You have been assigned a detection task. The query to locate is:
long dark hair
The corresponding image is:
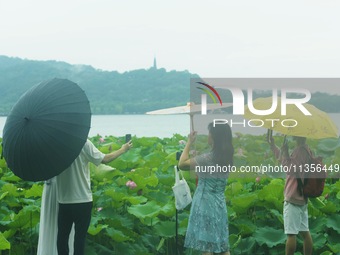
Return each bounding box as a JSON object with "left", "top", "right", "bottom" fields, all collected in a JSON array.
[{"left": 208, "top": 122, "right": 234, "bottom": 167}]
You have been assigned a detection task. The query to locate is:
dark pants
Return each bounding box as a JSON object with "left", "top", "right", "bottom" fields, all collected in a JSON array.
[{"left": 57, "top": 202, "right": 92, "bottom": 255}]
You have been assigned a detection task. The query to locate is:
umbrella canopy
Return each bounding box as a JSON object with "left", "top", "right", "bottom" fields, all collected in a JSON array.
[
  {"left": 2, "top": 78, "right": 91, "bottom": 181},
  {"left": 244, "top": 97, "right": 338, "bottom": 139},
  {"left": 146, "top": 102, "right": 232, "bottom": 115},
  {"left": 146, "top": 102, "right": 232, "bottom": 131}
]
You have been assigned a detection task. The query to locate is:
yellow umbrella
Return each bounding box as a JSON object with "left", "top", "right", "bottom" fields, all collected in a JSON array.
[{"left": 244, "top": 97, "right": 339, "bottom": 139}]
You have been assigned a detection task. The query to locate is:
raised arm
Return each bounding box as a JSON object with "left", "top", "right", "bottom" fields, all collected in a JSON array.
[
  {"left": 178, "top": 132, "right": 197, "bottom": 170},
  {"left": 101, "top": 140, "right": 132, "bottom": 164}
]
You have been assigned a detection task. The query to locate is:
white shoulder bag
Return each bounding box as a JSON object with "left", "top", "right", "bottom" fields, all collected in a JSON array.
[{"left": 172, "top": 166, "right": 192, "bottom": 210}]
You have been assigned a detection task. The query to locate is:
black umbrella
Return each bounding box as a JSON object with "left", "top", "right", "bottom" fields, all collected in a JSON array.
[{"left": 2, "top": 78, "right": 91, "bottom": 181}]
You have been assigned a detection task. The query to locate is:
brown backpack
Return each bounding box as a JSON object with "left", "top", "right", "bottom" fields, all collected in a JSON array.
[{"left": 297, "top": 147, "right": 326, "bottom": 198}]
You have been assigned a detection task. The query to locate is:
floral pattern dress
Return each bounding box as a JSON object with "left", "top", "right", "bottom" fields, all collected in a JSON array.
[{"left": 184, "top": 153, "right": 229, "bottom": 253}]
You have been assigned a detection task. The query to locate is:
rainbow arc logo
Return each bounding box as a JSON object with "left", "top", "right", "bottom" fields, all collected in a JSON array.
[{"left": 196, "top": 82, "right": 223, "bottom": 106}]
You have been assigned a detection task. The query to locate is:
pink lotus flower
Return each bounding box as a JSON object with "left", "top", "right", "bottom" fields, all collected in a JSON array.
[
  {"left": 126, "top": 180, "right": 137, "bottom": 190},
  {"left": 256, "top": 176, "right": 261, "bottom": 183},
  {"left": 99, "top": 137, "right": 105, "bottom": 143},
  {"left": 97, "top": 207, "right": 103, "bottom": 212},
  {"left": 130, "top": 169, "right": 136, "bottom": 172}
]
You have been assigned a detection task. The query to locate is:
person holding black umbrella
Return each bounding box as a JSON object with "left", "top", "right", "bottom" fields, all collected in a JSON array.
[{"left": 56, "top": 139, "right": 133, "bottom": 255}]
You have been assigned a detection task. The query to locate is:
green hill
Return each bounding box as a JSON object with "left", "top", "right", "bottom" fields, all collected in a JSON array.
[
  {"left": 0, "top": 56, "right": 339, "bottom": 115},
  {"left": 0, "top": 55, "right": 198, "bottom": 114}
]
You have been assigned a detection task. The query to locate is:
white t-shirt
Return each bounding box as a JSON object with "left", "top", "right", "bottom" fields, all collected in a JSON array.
[{"left": 56, "top": 140, "right": 105, "bottom": 204}]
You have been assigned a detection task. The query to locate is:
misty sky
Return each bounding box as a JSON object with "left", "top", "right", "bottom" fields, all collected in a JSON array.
[{"left": 1, "top": 0, "right": 340, "bottom": 94}]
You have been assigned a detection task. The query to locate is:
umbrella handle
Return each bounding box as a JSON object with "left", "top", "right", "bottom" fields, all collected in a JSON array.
[
  {"left": 190, "top": 114, "right": 195, "bottom": 132},
  {"left": 266, "top": 129, "right": 273, "bottom": 143},
  {"left": 283, "top": 135, "right": 288, "bottom": 146}
]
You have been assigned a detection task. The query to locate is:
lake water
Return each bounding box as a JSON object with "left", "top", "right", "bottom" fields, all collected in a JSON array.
[{"left": 1, "top": 114, "right": 340, "bottom": 138}]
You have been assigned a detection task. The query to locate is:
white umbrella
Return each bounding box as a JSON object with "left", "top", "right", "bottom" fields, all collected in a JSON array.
[{"left": 146, "top": 102, "right": 232, "bottom": 131}]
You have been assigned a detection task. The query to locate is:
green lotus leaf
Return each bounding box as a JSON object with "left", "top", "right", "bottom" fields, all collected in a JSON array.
[
  {"left": 147, "top": 191, "right": 173, "bottom": 204},
  {"left": 156, "top": 237, "right": 165, "bottom": 252},
  {"left": 233, "top": 236, "right": 256, "bottom": 254},
  {"left": 326, "top": 214, "right": 340, "bottom": 233},
  {"left": 226, "top": 181, "right": 243, "bottom": 196},
  {"left": 88, "top": 224, "right": 108, "bottom": 236},
  {"left": 178, "top": 217, "right": 188, "bottom": 236},
  {"left": 231, "top": 193, "right": 258, "bottom": 214},
  {"left": 8, "top": 211, "right": 29, "bottom": 229},
  {"left": 0, "top": 172, "right": 21, "bottom": 182},
  {"left": 0, "top": 232, "right": 10, "bottom": 250},
  {"left": 319, "top": 201, "right": 337, "bottom": 214},
  {"left": 104, "top": 189, "right": 126, "bottom": 202},
  {"left": 127, "top": 200, "right": 161, "bottom": 219},
  {"left": 269, "top": 209, "right": 283, "bottom": 224},
  {"left": 24, "top": 184, "right": 43, "bottom": 198},
  {"left": 134, "top": 137, "right": 162, "bottom": 148},
  {"left": 133, "top": 174, "right": 159, "bottom": 188},
  {"left": 231, "top": 218, "right": 256, "bottom": 235},
  {"left": 159, "top": 201, "right": 175, "bottom": 217},
  {"left": 0, "top": 191, "right": 8, "bottom": 201},
  {"left": 144, "top": 151, "right": 167, "bottom": 168},
  {"left": 309, "top": 217, "right": 327, "bottom": 233},
  {"left": 122, "top": 195, "right": 147, "bottom": 205},
  {"left": 157, "top": 173, "right": 174, "bottom": 186},
  {"left": 254, "top": 226, "right": 286, "bottom": 248},
  {"left": 109, "top": 158, "right": 128, "bottom": 171},
  {"left": 229, "top": 234, "right": 241, "bottom": 249},
  {"left": 140, "top": 217, "right": 160, "bottom": 226},
  {"left": 320, "top": 252, "right": 333, "bottom": 255},
  {"left": 1, "top": 183, "right": 18, "bottom": 197},
  {"left": 327, "top": 243, "right": 340, "bottom": 253},
  {"left": 317, "top": 138, "right": 340, "bottom": 152},
  {"left": 311, "top": 233, "right": 327, "bottom": 250},
  {"left": 258, "top": 180, "right": 284, "bottom": 210},
  {"left": 119, "top": 148, "right": 145, "bottom": 165},
  {"left": 154, "top": 221, "right": 176, "bottom": 238},
  {"left": 106, "top": 228, "right": 132, "bottom": 242}
]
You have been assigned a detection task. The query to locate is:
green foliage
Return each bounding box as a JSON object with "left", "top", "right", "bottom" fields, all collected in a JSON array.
[
  {"left": 0, "top": 134, "right": 339, "bottom": 254},
  {"left": 0, "top": 56, "right": 199, "bottom": 115}
]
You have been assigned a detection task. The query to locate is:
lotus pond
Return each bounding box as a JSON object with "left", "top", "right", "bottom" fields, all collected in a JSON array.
[{"left": 0, "top": 134, "right": 340, "bottom": 255}]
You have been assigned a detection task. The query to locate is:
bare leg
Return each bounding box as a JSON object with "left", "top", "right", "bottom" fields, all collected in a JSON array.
[
  {"left": 300, "top": 231, "right": 313, "bottom": 255},
  {"left": 286, "top": 234, "right": 297, "bottom": 255}
]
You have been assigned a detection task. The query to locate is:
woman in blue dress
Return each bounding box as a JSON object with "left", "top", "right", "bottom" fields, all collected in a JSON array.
[{"left": 179, "top": 122, "right": 233, "bottom": 255}]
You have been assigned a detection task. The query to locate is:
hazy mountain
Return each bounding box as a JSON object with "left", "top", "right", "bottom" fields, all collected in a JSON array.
[
  {"left": 0, "top": 55, "right": 198, "bottom": 115},
  {"left": 0, "top": 56, "right": 339, "bottom": 115}
]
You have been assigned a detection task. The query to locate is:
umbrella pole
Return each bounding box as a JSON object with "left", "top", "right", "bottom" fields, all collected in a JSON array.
[
  {"left": 190, "top": 114, "right": 195, "bottom": 132},
  {"left": 175, "top": 208, "right": 178, "bottom": 255},
  {"left": 174, "top": 164, "right": 180, "bottom": 255}
]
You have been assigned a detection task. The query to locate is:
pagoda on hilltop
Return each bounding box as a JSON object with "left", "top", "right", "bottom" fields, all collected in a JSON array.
[{"left": 153, "top": 57, "right": 157, "bottom": 69}]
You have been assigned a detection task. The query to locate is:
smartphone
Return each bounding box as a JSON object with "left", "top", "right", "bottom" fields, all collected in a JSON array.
[
  {"left": 125, "top": 134, "right": 131, "bottom": 143},
  {"left": 176, "top": 151, "right": 182, "bottom": 161}
]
